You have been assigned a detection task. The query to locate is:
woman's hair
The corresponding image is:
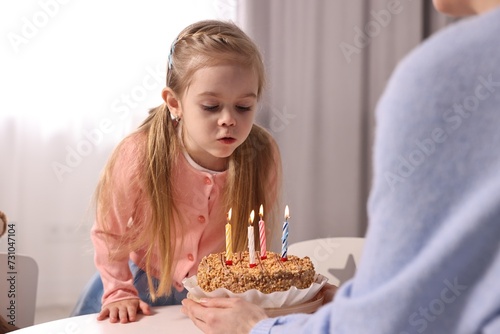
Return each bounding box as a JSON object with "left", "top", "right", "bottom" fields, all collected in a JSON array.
[{"left": 95, "top": 20, "right": 281, "bottom": 300}]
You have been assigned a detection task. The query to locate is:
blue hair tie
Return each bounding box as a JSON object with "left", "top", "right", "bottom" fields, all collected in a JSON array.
[{"left": 168, "top": 38, "right": 177, "bottom": 70}]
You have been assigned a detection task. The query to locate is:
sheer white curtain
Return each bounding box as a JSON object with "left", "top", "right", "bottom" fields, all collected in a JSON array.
[
  {"left": 238, "top": 0, "right": 455, "bottom": 245},
  {"left": 0, "top": 0, "right": 237, "bottom": 310}
]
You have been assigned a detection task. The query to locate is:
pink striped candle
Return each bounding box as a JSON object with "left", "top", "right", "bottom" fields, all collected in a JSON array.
[
  {"left": 258, "top": 204, "right": 267, "bottom": 259},
  {"left": 225, "top": 208, "right": 233, "bottom": 265}
]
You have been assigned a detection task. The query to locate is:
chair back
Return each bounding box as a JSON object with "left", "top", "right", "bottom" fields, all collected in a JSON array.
[
  {"left": 288, "top": 237, "right": 365, "bottom": 287},
  {"left": 0, "top": 253, "right": 38, "bottom": 328}
]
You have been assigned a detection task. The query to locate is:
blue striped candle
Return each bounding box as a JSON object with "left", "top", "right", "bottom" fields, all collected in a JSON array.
[{"left": 281, "top": 205, "right": 289, "bottom": 261}]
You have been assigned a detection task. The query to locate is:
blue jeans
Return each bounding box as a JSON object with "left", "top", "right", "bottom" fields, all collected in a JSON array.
[{"left": 71, "top": 261, "right": 187, "bottom": 316}]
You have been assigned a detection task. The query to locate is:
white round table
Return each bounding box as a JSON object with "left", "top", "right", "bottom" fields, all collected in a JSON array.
[{"left": 14, "top": 306, "right": 202, "bottom": 333}]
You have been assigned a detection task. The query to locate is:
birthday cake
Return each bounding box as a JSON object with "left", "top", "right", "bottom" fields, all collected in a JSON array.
[{"left": 196, "top": 251, "right": 316, "bottom": 294}]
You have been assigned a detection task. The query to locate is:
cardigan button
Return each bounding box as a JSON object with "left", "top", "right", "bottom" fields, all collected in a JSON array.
[
  {"left": 187, "top": 254, "right": 194, "bottom": 261},
  {"left": 198, "top": 215, "right": 206, "bottom": 223},
  {"left": 204, "top": 177, "right": 212, "bottom": 185}
]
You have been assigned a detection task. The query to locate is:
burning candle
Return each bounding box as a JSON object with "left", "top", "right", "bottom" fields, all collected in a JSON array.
[
  {"left": 248, "top": 210, "right": 256, "bottom": 268},
  {"left": 281, "top": 205, "right": 290, "bottom": 261},
  {"left": 258, "top": 204, "right": 267, "bottom": 259},
  {"left": 225, "top": 208, "right": 233, "bottom": 265}
]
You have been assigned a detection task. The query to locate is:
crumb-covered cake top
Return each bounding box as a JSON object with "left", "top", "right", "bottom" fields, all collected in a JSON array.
[{"left": 197, "top": 251, "right": 315, "bottom": 293}]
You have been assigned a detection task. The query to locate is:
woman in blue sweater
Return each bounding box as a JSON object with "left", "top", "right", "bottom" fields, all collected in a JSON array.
[{"left": 181, "top": 1, "right": 500, "bottom": 333}]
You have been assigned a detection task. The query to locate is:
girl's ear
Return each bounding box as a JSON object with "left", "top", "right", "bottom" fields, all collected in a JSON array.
[{"left": 162, "top": 87, "right": 181, "bottom": 118}]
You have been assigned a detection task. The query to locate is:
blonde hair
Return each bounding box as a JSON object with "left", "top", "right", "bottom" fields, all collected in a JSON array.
[{"left": 95, "top": 20, "right": 281, "bottom": 300}]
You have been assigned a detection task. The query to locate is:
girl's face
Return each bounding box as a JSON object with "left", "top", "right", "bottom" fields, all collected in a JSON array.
[{"left": 169, "top": 64, "right": 258, "bottom": 171}]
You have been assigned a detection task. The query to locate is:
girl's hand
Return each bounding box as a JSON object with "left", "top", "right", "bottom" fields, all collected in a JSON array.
[
  {"left": 181, "top": 297, "right": 268, "bottom": 334},
  {"left": 97, "top": 299, "right": 152, "bottom": 323}
]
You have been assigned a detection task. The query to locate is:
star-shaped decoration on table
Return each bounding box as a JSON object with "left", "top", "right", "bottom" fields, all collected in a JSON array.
[{"left": 328, "top": 254, "right": 357, "bottom": 286}]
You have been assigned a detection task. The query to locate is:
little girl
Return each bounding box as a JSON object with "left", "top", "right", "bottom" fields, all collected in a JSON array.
[{"left": 71, "top": 20, "right": 282, "bottom": 323}]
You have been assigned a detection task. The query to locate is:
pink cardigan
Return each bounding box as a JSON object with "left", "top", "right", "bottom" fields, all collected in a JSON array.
[{"left": 91, "top": 132, "right": 228, "bottom": 306}]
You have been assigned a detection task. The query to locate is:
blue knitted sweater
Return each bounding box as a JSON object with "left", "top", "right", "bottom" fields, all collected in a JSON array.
[{"left": 253, "top": 7, "right": 500, "bottom": 334}]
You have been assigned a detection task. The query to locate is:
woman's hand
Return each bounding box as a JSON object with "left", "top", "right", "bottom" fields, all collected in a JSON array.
[
  {"left": 320, "top": 283, "right": 338, "bottom": 304},
  {"left": 97, "top": 299, "right": 151, "bottom": 323},
  {"left": 181, "top": 297, "right": 268, "bottom": 334}
]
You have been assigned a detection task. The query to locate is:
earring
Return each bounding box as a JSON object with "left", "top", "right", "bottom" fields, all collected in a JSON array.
[{"left": 170, "top": 112, "right": 180, "bottom": 125}]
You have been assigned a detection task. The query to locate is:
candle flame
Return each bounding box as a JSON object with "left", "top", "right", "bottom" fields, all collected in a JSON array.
[
  {"left": 259, "top": 204, "right": 264, "bottom": 218},
  {"left": 227, "top": 208, "right": 232, "bottom": 222},
  {"left": 249, "top": 210, "right": 255, "bottom": 225},
  {"left": 284, "top": 205, "right": 290, "bottom": 220}
]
